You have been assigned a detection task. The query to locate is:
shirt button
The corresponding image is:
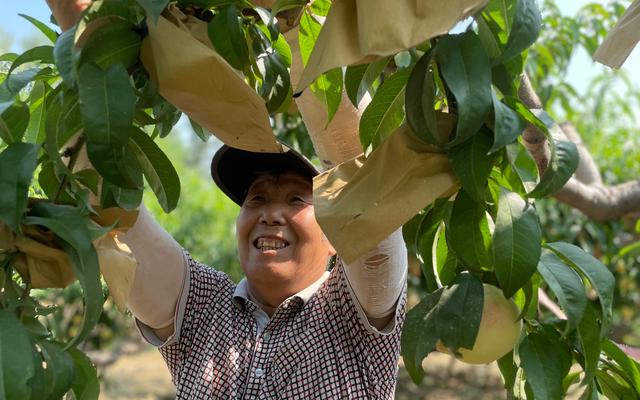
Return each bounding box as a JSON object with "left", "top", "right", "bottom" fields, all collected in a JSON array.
[
  {"left": 262, "top": 332, "right": 271, "bottom": 341},
  {"left": 254, "top": 368, "right": 264, "bottom": 378}
]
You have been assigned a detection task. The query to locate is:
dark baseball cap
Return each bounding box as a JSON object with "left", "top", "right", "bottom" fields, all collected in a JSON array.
[{"left": 210, "top": 144, "right": 319, "bottom": 205}]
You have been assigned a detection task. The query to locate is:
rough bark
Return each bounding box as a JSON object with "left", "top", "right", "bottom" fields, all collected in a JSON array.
[{"left": 518, "top": 74, "right": 640, "bottom": 221}]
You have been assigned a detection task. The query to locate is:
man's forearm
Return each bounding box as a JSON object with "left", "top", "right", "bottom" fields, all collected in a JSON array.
[
  {"left": 117, "top": 205, "right": 186, "bottom": 332},
  {"left": 343, "top": 229, "right": 408, "bottom": 329}
]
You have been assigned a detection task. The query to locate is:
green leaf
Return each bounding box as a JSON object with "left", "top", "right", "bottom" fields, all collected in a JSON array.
[
  {"left": 39, "top": 160, "right": 69, "bottom": 202},
  {"left": 53, "top": 26, "right": 79, "bottom": 88},
  {"left": 479, "top": 0, "right": 515, "bottom": 50},
  {"left": 23, "top": 202, "right": 104, "bottom": 348},
  {"left": 39, "top": 341, "right": 75, "bottom": 399},
  {"left": 74, "top": 169, "right": 101, "bottom": 195},
  {"left": 86, "top": 141, "right": 143, "bottom": 189},
  {"left": 489, "top": 89, "right": 526, "bottom": 153},
  {"left": 477, "top": 13, "right": 502, "bottom": 59},
  {"left": 344, "top": 64, "right": 368, "bottom": 107},
  {"left": 0, "top": 143, "right": 40, "bottom": 233},
  {"left": 262, "top": 50, "right": 292, "bottom": 113},
  {"left": 448, "top": 190, "right": 492, "bottom": 270},
  {"left": 448, "top": 128, "right": 496, "bottom": 202},
  {"left": 497, "top": 352, "right": 518, "bottom": 394},
  {"left": 42, "top": 90, "right": 83, "bottom": 197},
  {"left": 491, "top": 53, "right": 526, "bottom": 97},
  {"left": 78, "top": 62, "right": 134, "bottom": 146},
  {"left": 402, "top": 211, "right": 426, "bottom": 257},
  {"left": 188, "top": 118, "right": 209, "bottom": 142},
  {"left": 401, "top": 289, "right": 443, "bottom": 383},
  {"left": 28, "top": 344, "right": 47, "bottom": 400},
  {"left": 310, "top": 0, "right": 331, "bottom": 16},
  {"left": 345, "top": 57, "right": 390, "bottom": 108},
  {"left": 537, "top": 249, "right": 587, "bottom": 332},
  {"left": 0, "top": 101, "right": 30, "bottom": 144},
  {"left": 78, "top": 62, "right": 139, "bottom": 188},
  {"left": 602, "top": 340, "right": 640, "bottom": 393},
  {"left": 24, "top": 81, "right": 48, "bottom": 144},
  {"left": 270, "top": 0, "right": 307, "bottom": 17},
  {"left": 79, "top": 19, "right": 141, "bottom": 70},
  {"left": 271, "top": 30, "right": 292, "bottom": 67},
  {"left": 493, "top": 0, "right": 541, "bottom": 65},
  {"left": 519, "top": 331, "right": 572, "bottom": 400},
  {"left": 577, "top": 302, "right": 601, "bottom": 384},
  {"left": 359, "top": 68, "right": 411, "bottom": 150},
  {"left": 135, "top": 0, "right": 170, "bottom": 21},
  {"left": 415, "top": 202, "right": 450, "bottom": 291},
  {"left": 510, "top": 109, "right": 577, "bottom": 199},
  {"left": 528, "top": 140, "right": 578, "bottom": 198},
  {"left": 434, "top": 224, "right": 458, "bottom": 286},
  {"left": 100, "top": 180, "right": 143, "bottom": 210},
  {"left": 298, "top": 10, "right": 320, "bottom": 66},
  {"left": 310, "top": 68, "right": 343, "bottom": 125},
  {"left": 56, "top": 95, "right": 83, "bottom": 149},
  {"left": 7, "top": 46, "right": 55, "bottom": 76},
  {"left": 0, "top": 310, "right": 35, "bottom": 400},
  {"left": 545, "top": 242, "right": 614, "bottom": 340},
  {"left": 493, "top": 188, "right": 541, "bottom": 298},
  {"left": 438, "top": 32, "right": 492, "bottom": 146},
  {"left": 436, "top": 273, "right": 484, "bottom": 351},
  {"left": 18, "top": 14, "right": 58, "bottom": 43},
  {"left": 595, "top": 369, "right": 637, "bottom": 399},
  {"left": 0, "top": 67, "right": 42, "bottom": 102},
  {"left": 21, "top": 317, "right": 51, "bottom": 341},
  {"left": 67, "top": 347, "right": 100, "bottom": 400},
  {"left": 208, "top": 4, "right": 249, "bottom": 70},
  {"left": 406, "top": 47, "right": 440, "bottom": 145},
  {"left": 505, "top": 139, "right": 538, "bottom": 194},
  {"left": 129, "top": 128, "right": 181, "bottom": 212}
]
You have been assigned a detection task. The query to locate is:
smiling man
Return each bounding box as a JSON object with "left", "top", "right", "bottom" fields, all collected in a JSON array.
[{"left": 115, "top": 145, "right": 408, "bottom": 399}]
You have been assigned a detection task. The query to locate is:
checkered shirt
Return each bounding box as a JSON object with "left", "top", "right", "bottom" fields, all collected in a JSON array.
[{"left": 155, "top": 252, "right": 406, "bottom": 399}]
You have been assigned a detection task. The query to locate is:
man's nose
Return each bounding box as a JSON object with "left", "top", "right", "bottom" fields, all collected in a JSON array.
[{"left": 259, "top": 203, "right": 286, "bottom": 225}]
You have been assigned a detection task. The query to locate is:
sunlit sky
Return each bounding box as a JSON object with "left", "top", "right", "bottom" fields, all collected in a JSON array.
[{"left": 0, "top": 1, "right": 637, "bottom": 96}]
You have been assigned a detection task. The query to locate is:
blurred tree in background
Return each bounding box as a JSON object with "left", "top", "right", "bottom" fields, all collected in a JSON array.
[{"left": 528, "top": 0, "right": 640, "bottom": 346}]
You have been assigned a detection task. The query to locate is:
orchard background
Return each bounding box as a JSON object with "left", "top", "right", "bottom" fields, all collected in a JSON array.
[{"left": 0, "top": 0, "right": 639, "bottom": 399}]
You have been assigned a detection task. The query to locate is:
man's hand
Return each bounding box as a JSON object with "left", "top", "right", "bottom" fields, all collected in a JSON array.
[{"left": 45, "top": 0, "right": 91, "bottom": 31}]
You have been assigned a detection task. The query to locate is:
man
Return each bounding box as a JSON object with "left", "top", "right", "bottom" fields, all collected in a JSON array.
[{"left": 46, "top": 1, "right": 408, "bottom": 398}]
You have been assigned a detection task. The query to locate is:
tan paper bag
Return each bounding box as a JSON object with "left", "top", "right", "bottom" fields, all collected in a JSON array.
[
  {"left": 296, "top": 0, "right": 488, "bottom": 92},
  {"left": 0, "top": 210, "right": 138, "bottom": 312},
  {"left": 140, "top": 7, "right": 282, "bottom": 153},
  {"left": 593, "top": 0, "right": 640, "bottom": 69},
  {"left": 313, "top": 124, "right": 459, "bottom": 264},
  {"left": 284, "top": 27, "right": 366, "bottom": 170}
]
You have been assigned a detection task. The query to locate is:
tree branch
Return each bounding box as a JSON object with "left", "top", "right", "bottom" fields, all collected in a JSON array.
[{"left": 518, "top": 74, "right": 640, "bottom": 221}]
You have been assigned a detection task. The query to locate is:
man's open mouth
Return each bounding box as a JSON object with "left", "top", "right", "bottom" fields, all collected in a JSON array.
[{"left": 253, "top": 237, "right": 290, "bottom": 251}]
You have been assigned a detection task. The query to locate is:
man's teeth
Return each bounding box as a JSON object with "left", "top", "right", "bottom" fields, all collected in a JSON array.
[{"left": 255, "top": 238, "right": 288, "bottom": 250}]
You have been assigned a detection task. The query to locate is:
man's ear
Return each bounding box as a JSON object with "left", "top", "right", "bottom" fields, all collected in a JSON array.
[
  {"left": 321, "top": 233, "right": 336, "bottom": 256},
  {"left": 327, "top": 242, "right": 337, "bottom": 257}
]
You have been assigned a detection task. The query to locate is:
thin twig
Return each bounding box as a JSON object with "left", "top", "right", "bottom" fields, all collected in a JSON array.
[{"left": 54, "top": 134, "right": 86, "bottom": 203}]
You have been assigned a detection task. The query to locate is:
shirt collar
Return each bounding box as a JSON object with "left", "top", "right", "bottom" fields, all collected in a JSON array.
[{"left": 232, "top": 271, "right": 331, "bottom": 312}]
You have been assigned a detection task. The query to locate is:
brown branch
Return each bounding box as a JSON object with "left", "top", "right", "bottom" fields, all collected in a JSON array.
[
  {"left": 517, "top": 74, "right": 640, "bottom": 221},
  {"left": 554, "top": 177, "right": 640, "bottom": 222},
  {"left": 559, "top": 122, "right": 602, "bottom": 186},
  {"left": 518, "top": 75, "right": 551, "bottom": 175}
]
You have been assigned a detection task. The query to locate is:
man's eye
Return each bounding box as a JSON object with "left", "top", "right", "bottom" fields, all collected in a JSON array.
[{"left": 291, "top": 196, "right": 309, "bottom": 204}]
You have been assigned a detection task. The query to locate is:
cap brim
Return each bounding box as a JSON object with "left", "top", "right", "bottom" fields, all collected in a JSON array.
[{"left": 211, "top": 145, "right": 319, "bottom": 205}]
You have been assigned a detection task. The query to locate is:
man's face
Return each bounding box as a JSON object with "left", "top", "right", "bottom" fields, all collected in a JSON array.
[{"left": 236, "top": 172, "right": 335, "bottom": 293}]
